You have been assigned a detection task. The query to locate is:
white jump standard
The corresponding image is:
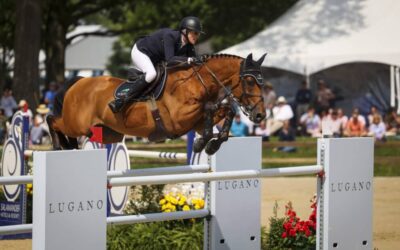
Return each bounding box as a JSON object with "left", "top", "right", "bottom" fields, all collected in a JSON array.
[{"left": 0, "top": 137, "right": 373, "bottom": 250}]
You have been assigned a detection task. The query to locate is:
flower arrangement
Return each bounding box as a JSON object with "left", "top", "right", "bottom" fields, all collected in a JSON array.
[
  {"left": 159, "top": 193, "right": 205, "bottom": 213},
  {"left": 263, "top": 198, "right": 317, "bottom": 250}
]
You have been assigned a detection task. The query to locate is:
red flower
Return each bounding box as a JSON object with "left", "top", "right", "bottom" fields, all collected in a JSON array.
[
  {"left": 283, "top": 222, "right": 292, "bottom": 230},
  {"left": 282, "top": 232, "right": 287, "bottom": 238},
  {"left": 289, "top": 229, "right": 296, "bottom": 237}
]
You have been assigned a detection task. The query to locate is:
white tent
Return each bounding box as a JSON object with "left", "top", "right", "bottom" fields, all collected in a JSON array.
[
  {"left": 222, "top": 0, "right": 400, "bottom": 74},
  {"left": 222, "top": 0, "right": 400, "bottom": 114}
]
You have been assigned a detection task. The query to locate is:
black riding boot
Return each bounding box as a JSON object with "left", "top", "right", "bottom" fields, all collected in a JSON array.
[{"left": 108, "top": 76, "right": 148, "bottom": 113}]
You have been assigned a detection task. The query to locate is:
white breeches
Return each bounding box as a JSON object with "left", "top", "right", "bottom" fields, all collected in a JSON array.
[{"left": 131, "top": 44, "right": 157, "bottom": 83}]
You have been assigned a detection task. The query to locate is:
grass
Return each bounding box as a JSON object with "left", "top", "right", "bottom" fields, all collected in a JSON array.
[{"left": 0, "top": 136, "right": 397, "bottom": 176}]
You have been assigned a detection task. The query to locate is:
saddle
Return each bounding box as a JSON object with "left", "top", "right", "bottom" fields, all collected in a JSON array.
[{"left": 113, "top": 63, "right": 167, "bottom": 101}]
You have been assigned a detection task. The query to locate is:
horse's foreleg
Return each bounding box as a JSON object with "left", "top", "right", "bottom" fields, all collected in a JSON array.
[
  {"left": 193, "top": 102, "right": 216, "bottom": 153},
  {"left": 205, "top": 105, "right": 235, "bottom": 155}
]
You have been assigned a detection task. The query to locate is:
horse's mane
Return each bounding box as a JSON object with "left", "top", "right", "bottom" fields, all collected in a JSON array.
[{"left": 201, "top": 53, "right": 243, "bottom": 60}]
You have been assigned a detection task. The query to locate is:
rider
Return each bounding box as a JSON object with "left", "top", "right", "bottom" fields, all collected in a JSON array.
[{"left": 108, "top": 16, "right": 204, "bottom": 113}]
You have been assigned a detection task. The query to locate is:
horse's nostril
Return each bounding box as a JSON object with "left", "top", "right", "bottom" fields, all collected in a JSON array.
[{"left": 254, "top": 113, "right": 265, "bottom": 123}]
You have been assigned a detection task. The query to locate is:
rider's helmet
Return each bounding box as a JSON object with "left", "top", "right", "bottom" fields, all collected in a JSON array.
[{"left": 179, "top": 16, "right": 204, "bottom": 34}]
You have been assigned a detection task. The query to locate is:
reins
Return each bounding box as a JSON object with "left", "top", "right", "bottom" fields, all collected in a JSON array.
[{"left": 192, "top": 60, "right": 264, "bottom": 116}]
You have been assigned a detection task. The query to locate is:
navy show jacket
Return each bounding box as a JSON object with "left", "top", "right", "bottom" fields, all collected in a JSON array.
[{"left": 136, "top": 28, "right": 196, "bottom": 65}]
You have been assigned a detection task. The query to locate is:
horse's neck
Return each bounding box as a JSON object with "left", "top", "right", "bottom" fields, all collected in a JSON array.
[{"left": 203, "top": 58, "right": 241, "bottom": 91}]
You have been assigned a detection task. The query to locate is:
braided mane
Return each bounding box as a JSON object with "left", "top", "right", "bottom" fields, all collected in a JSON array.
[{"left": 201, "top": 53, "right": 243, "bottom": 60}]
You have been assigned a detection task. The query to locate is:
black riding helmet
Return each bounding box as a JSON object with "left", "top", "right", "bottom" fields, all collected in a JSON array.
[{"left": 179, "top": 16, "right": 204, "bottom": 34}]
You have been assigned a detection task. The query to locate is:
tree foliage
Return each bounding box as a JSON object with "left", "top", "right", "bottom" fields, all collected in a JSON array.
[
  {"left": 0, "top": 0, "right": 16, "bottom": 86},
  {"left": 100, "top": 0, "right": 297, "bottom": 75},
  {"left": 0, "top": 0, "right": 297, "bottom": 104}
]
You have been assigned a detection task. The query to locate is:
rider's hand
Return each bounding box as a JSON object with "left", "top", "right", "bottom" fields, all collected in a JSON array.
[{"left": 188, "top": 56, "right": 203, "bottom": 65}]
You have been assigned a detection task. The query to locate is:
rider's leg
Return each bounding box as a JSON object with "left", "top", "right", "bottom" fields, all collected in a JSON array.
[
  {"left": 108, "top": 44, "right": 156, "bottom": 113},
  {"left": 131, "top": 44, "right": 157, "bottom": 83}
]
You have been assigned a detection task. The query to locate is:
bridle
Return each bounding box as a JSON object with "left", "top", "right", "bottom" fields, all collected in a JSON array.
[
  {"left": 236, "top": 59, "right": 265, "bottom": 116},
  {"left": 193, "top": 58, "right": 264, "bottom": 116}
]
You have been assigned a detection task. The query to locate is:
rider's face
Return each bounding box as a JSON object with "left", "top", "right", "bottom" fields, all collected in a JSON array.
[{"left": 187, "top": 30, "right": 200, "bottom": 45}]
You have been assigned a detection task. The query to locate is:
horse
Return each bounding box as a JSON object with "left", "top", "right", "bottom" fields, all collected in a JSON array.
[{"left": 47, "top": 53, "right": 267, "bottom": 154}]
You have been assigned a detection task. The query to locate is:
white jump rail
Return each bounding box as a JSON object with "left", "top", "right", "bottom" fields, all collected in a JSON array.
[
  {"left": 127, "top": 150, "right": 187, "bottom": 160},
  {"left": 0, "top": 164, "right": 210, "bottom": 186},
  {"left": 108, "top": 165, "right": 322, "bottom": 187},
  {"left": 25, "top": 149, "right": 187, "bottom": 160}
]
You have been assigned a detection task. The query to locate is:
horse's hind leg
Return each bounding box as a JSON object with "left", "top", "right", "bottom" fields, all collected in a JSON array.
[
  {"left": 67, "top": 137, "right": 79, "bottom": 149},
  {"left": 46, "top": 115, "right": 61, "bottom": 150},
  {"left": 46, "top": 115, "right": 71, "bottom": 150}
]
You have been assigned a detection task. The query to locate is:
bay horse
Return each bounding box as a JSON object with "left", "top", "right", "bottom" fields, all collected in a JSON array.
[{"left": 47, "top": 53, "right": 267, "bottom": 154}]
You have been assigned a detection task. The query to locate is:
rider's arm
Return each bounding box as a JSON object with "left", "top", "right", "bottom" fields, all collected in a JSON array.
[{"left": 163, "top": 33, "right": 189, "bottom": 63}]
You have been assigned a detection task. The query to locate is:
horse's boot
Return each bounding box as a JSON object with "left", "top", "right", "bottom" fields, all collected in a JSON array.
[{"left": 108, "top": 76, "right": 148, "bottom": 113}]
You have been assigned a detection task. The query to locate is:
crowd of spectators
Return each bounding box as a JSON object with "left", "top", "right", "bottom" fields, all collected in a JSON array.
[
  {"left": 228, "top": 79, "right": 400, "bottom": 143},
  {"left": 0, "top": 82, "right": 59, "bottom": 145}
]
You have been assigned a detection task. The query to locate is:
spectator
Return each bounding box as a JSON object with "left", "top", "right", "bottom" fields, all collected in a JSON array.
[
  {"left": 295, "top": 80, "right": 312, "bottom": 123},
  {"left": 337, "top": 108, "right": 348, "bottom": 131},
  {"left": 44, "top": 82, "right": 59, "bottom": 113},
  {"left": 30, "top": 115, "right": 48, "bottom": 145},
  {"left": 35, "top": 104, "right": 50, "bottom": 136},
  {"left": 315, "top": 80, "right": 335, "bottom": 113},
  {"left": 18, "top": 99, "right": 33, "bottom": 126},
  {"left": 384, "top": 107, "right": 400, "bottom": 136},
  {"left": 239, "top": 111, "right": 255, "bottom": 135},
  {"left": 254, "top": 120, "right": 269, "bottom": 141},
  {"left": 230, "top": 113, "right": 248, "bottom": 137},
  {"left": 352, "top": 107, "right": 366, "bottom": 127},
  {"left": 367, "top": 105, "right": 381, "bottom": 126},
  {"left": 278, "top": 121, "right": 296, "bottom": 141},
  {"left": 0, "top": 108, "right": 7, "bottom": 143},
  {"left": 299, "top": 106, "right": 320, "bottom": 137},
  {"left": 262, "top": 82, "right": 276, "bottom": 118},
  {"left": 344, "top": 111, "right": 367, "bottom": 137},
  {"left": 266, "top": 96, "right": 294, "bottom": 136},
  {"left": 368, "top": 114, "right": 386, "bottom": 142},
  {"left": 321, "top": 110, "right": 342, "bottom": 137},
  {"left": 0, "top": 88, "right": 18, "bottom": 119}
]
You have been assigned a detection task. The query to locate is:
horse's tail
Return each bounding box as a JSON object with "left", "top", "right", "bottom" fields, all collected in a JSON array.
[{"left": 53, "top": 76, "right": 84, "bottom": 117}]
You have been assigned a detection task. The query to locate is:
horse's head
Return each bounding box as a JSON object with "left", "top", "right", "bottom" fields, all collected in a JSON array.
[{"left": 234, "top": 53, "right": 267, "bottom": 124}]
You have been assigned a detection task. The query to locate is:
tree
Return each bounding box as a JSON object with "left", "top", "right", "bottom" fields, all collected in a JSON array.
[
  {"left": 0, "top": 0, "right": 16, "bottom": 90},
  {"left": 13, "top": 0, "right": 42, "bottom": 106},
  {"left": 41, "top": 0, "right": 126, "bottom": 85}
]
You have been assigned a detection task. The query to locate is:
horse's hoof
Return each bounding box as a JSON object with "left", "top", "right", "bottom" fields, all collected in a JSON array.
[
  {"left": 193, "top": 138, "right": 205, "bottom": 153},
  {"left": 205, "top": 139, "right": 221, "bottom": 155}
]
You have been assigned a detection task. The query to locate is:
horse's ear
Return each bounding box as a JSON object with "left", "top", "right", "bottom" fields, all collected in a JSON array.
[
  {"left": 246, "top": 53, "right": 253, "bottom": 61},
  {"left": 256, "top": 53, "right": 267, "bottom": 66}
]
